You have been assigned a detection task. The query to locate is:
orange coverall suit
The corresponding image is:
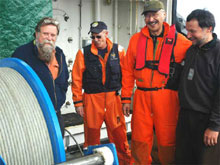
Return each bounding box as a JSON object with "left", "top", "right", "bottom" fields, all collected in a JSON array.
[
  {"left": 72, "top": 38, "right": 131, "bottom": 164},
  {"left": 121, "top": 22, "right": 191, "bottom": 164}
]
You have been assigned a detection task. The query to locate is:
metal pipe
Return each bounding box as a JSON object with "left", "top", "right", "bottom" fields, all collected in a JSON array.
[
  {"left": 135, "top": 0, "right": 139, "bottom": 33},
  {"left": 78, "top": 0, "right": 82, "bottom": 49},
  {"left": 129, "top": 0, "right": 133, "bottom": 35},
  {"left": 166, "top": 0, "right": 173, "bottom": 25},
  {"left": 95, "top": 0, "right": 101, "bottom": 21},
  {"left": 59, "top": 153, "right": 104, "bottom": 165}
]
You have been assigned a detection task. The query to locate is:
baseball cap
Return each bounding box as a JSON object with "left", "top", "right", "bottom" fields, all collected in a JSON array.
[
  {"left": 142, "top": 0, "right": 165, "bottom": 15},
  {"left": 88, "top": 21, "right": 107, "bottom": 34}
]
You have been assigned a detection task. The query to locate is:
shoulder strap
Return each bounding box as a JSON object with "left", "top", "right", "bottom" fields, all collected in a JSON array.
[
  {"left": 83, "top": 45, "right": 91, "bottom": 57},
  {"left": 112, "top": 43, "right": 118, "bottom": 55},
  {"left": 107, "top": 43, "right": 119, "bottom": 61},
  {"left": 171, "top": 31, "right": 178, "bottom": 62},
  {"left": 83, "top": 45, "right": 92, "bottom": 65},
  {"left": 158, "top": 24, "right": 176, "bottom": 75},
  {"left": 135, "top": 33, "right": 148, "bottom": 70}
]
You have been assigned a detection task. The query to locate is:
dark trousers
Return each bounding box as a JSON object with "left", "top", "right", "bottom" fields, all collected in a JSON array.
[
  {"left": 175, "top": 108, "right": 220, "bottom": 164},
  {"left": 56, "top": 111, "right": 64, "bottom": 137}
]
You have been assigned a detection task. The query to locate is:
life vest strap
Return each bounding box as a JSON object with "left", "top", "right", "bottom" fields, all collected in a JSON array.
[
  {"left": 158, "top": 24, "right": 176, "bottom": 75},
  {"left": 135, "top": 25, "right": 177, "bottom": 73},
  {"left": 145, "top": 61, "right": 159, "bottom": 70},
  {"left": 135, "top": 33, "right": 148, "bottom": 69},
  {"left": 137, "top": 86, "right": 167, "bottom": 91}
]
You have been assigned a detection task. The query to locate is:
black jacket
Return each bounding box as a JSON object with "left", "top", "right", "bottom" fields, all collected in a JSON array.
[
  {"left": 179, "top": 34, "right": 220, "bottom": 131},
  {"left": 82, "top": 44, "right": 121, "bottom": 94},
  {"left": 12, "top": 40, "right": 69, "bottom": 112}
]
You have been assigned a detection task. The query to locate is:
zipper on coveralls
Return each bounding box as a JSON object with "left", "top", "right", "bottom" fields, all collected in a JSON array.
[
  {"left": 150, "top": 37, "right": 162, "bottom": 117},
  {"left": 150, "top": 36, "right": 158, "bottom": 88},
  {"left": 149, "top": 37, "right": 157, "bottom": 117},
  {"left": 98, "top": 53, "right": 107, "bottom": 112}
]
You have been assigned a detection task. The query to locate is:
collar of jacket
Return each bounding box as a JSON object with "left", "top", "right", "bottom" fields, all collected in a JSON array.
[
  {"left": 199, "top": 33, "right": 217, "bottom": 50},
  {"left": 90, "top": 38, "right": 113, "bottom": 55},
  {"left": 141, "top": 22, "right": 170, "bottom": 38},
  {"left": 32, "top": 40, "right": 61, "bottom": 69}
]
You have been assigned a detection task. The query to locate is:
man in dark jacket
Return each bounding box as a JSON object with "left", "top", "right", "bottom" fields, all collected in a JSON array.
[
  {"left": 176, "top": 9, "right": 220, "bottom": 164},
  {"left": 12, "top": 17, "right": 69, "bottom": 136}
]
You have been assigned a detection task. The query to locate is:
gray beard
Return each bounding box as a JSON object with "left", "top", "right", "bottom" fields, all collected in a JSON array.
[{"left": 36, "top": 40, "right": 55, "bottom": 63}]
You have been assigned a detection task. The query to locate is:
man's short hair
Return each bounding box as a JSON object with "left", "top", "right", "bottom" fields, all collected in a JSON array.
[
  {"left": 187, "top": 9, "right": 215, "bottom": 31},
  {"left": 34, "top": 17, "right": 60, "bottom": 36}
]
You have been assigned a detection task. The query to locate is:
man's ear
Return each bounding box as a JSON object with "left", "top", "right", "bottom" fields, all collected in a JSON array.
[
  {"left": 208, "top": 26, "right": 213, "bottom": 32},
  {"left": 35, "top": 31, "right": 39, "bottom": 38},
  {"left": 162, "top": 11, "right": 166, "bottom": 21},
  {"left": 105, "top": 31, "right": 109, "bottom": 37}
]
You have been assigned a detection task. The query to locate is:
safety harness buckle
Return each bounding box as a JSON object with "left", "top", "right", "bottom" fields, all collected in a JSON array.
[{"left": 169, "top": 67, "right": 175, "bottom": 77}]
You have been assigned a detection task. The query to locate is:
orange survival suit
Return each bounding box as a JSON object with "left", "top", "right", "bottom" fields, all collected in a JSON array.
[
  {"left": 72, "top": 38, "right": 131, "bottom": 164},
  {"left": 121, "top": 22, "right": 191, "bottom": 164}
]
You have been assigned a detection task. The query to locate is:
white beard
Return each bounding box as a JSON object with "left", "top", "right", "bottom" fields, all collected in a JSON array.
[{"left": 36, "top": 39, "right": 55, "bottom": 63}]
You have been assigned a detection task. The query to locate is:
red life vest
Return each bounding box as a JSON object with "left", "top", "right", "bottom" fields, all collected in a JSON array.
[{"left": 135, "top": 24, "right": 176, "bottom": 76}]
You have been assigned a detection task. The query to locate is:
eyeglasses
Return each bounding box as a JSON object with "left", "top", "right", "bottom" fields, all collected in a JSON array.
[
  {"left": 90, "top": 35, "right": 102, "bottom": 39},
  {"left": 40, "top": 32, "right": 57, "bottom": 39},
  {"left": 144, "top": 11, "right": 161, "bottom": 19}
]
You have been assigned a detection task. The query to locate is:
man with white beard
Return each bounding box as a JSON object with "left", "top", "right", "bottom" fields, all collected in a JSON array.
[{"left": 12, "top": 17, "right": 69, "bottom": 137}]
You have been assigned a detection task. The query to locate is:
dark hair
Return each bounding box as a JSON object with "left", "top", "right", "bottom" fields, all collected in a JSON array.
[
  {"left": 34, "top": 17, "right": 60, "bottom": 37},
  {"left": 187, "top": 9, "right": 215, "bottom": 31}
]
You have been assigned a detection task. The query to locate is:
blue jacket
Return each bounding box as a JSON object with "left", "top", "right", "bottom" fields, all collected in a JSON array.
[{"left": 12, "top": 40, "right": 69, "bottom": 112}]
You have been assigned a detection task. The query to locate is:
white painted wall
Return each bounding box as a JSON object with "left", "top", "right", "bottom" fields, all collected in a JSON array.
[
  {"left": 52, "top": 0, "right": 174, "bottom": 147},
  {"left": 52, "top": 0, "right": 147, "bottom": 114}
]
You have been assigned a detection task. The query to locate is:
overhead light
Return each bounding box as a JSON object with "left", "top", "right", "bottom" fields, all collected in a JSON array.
[
  {"left": 63, "top": 13, "right": 69, "bottom": 22},
  {"left": 53, "top": 8, "right": 69, "bottom": 22}
]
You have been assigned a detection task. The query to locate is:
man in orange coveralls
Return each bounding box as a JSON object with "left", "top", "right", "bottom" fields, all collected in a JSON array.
[
  {"left": 121, "top": 0, "right": 192, "bottom": 164},
  {"left": 71, "top": 21, "right": 131, "bottom": 164}
]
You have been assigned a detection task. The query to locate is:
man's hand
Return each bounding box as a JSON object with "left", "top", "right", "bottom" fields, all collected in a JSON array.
[
  {"left": 122, "top": 103, "right": 131, "bottom": 117},
  {"left": 75, "top": 106, "right": 84, "bottom": 117},
  {"left": 204, "top": 128, "right": 219, "bottom": 146}
]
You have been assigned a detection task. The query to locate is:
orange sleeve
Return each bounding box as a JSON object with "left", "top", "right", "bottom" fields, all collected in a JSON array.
[
  {"left": 174, "top": 33, "right": 192, "bottom": 63},
  {"left": 118, "top": 44, "right": 126, "bottom": 66},
  {"left": 72, "top": 49, "right": 86, "bottom": 107},
  {"left": 121, "top": 33, "right": 139, "bottom": 104}
]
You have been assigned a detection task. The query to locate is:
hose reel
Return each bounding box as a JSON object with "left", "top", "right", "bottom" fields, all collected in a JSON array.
[
  {"left": 0, "top": 58, "right": 119, "bottom": 165},
  {"left": 0, "top": 58, "right": 66, "bottom": 164}
]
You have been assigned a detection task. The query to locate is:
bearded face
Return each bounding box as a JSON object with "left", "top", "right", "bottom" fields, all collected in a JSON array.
[
  {"left": 36, "top": 37, "right": 55, "bottom": 63},
  {"left": 35, "top": 24, "right": 58, "bottom": 63}
]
